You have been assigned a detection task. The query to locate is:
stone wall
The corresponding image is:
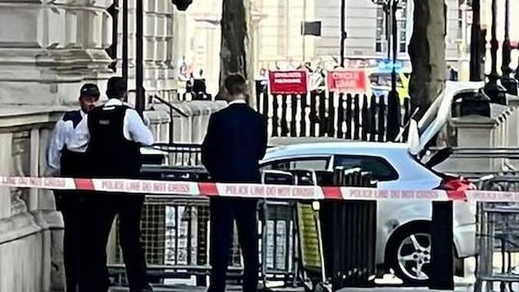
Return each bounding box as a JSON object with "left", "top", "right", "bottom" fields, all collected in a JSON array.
[
  {"left": 0, "top": 0, "right": 114, "bottom": 105},
  {"left": 0, "top": 100, "right": 223, "bottom": 292},
  {"left": 0, "top": 2, "right": 115, "bottom": 289},
  {"left": 0, "top": 108, "right": 66, "bottom": 292}
]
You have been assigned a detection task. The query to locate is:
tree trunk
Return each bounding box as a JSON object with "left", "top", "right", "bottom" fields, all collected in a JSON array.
[
  {"left": 218, "top": 0, "right": 251, "bottom": 99},
  {"left": 408, "top": 0, "right": 447, "bottom": 120}
]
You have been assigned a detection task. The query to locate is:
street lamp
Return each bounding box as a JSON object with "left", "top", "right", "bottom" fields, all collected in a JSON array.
[
  {"left": 516, "top": 56, "right": 519, "bottom": 81},
  {"left": 370, "top": 0, "right": 400, "bottom": 92},
  {"left": 371, "top": 0, "right": 392, "bottom": 61},
  {"left": 340, "top": 0, "right": 346, "bottom": 66},
  {"left": 171, "top": 0, "right": 193, "bottom": 11},
  {"left": 469, "top": 0, "right": 484, "bottom": 81},
  {"left": 484, "top": 0, "right": 507, "bottom": 104},
  {"left": 371, "top": 0, "right": 400, "bottom": 141},
  {"left": 134, "top": 0, "right": 195, "bottom": 116},
  {"left": 500, "top": 0, "right": 518, "bottom": 95}
]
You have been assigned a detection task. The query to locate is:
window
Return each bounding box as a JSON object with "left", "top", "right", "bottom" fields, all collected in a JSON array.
[
  {"left": 375, "top": 6, "right": 386, "bottom": 53},
  {"left": 375, "top": 0, "right": 408, "bottom": 54},
  {"left": 376, "top": 42, "right": 383, "bottom": 53},
  {"left": 261, "top": 157, "right": 330, "bottom": 171},
  {"left": 399, "top": 43, "right": 407, "bottom": 53},
  {"left": 397, "top": 0, "right": 408, "bottom": 53},
  {"left": 334, "top": 155, "right": 398, "bottom": 181},
  {"left": 369, "top": 73, "right": 404, "bottom": 88},
  {"left": 457, "top": 7, "right": 464, "bottom": 40}
]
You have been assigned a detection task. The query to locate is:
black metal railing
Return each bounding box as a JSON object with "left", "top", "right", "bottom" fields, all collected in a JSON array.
[
  {"left": 256, "top": 87, "right": 411, "bottom": 142},
  {"left": 148, "top": 143, "right": 202, "bottom": 167}
]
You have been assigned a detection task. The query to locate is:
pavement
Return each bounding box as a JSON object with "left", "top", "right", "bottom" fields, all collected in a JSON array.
[
  {"left": 109, "top": 286, "right": 474, "bottom": 292},
  {"left": 109, "top": 280, "right": 476, "bottom": 292},
  {"left": 110, "top": 286, "right": 304, "bottom": 291},
  {"left": 109, "top": 258, "right": 482, "bottom": 292}
]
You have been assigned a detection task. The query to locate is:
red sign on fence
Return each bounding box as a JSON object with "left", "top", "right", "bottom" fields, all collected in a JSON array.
[
  {"left": 269, "top": 70, "right": 308, "bottom": 95},
  {"left": 327, "top": 69, "right": 368, "bottom": 93}
]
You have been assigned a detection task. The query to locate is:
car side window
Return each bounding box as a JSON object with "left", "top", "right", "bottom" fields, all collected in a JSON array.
[
  {"left": 334, "top": 155, "right": 398, "bottom": 181},
  {"left": 261, "top": 157, "right": 330, "bottom": 171}
]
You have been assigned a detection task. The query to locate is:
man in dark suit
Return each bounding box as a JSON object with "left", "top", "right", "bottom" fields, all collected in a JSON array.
[{"left": 202, "top": 74, "right": 268, "bottom": 292}]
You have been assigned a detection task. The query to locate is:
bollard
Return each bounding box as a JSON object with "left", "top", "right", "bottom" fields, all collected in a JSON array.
[{"left": 429, "top": 201, "right": 454, "bottom": 290}]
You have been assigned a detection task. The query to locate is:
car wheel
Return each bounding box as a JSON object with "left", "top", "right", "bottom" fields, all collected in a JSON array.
[{"left": 386, "top": 223, "right": 432, "bottom": 285}]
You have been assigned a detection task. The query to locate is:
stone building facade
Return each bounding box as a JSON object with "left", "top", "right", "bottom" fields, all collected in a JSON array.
[
  {"left": 0, "top": 1, "right": 114, "bottom": 290},
  {"left": 252, "top": 0, "right": 474, "bottom": 79},
  {"left": 0, "top": 1, "right": 219, "bottom": 291}
]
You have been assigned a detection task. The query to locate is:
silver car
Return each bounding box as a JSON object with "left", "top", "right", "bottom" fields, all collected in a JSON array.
[{"left": 260, "top": 140, "right": 476, "bottom": 284}]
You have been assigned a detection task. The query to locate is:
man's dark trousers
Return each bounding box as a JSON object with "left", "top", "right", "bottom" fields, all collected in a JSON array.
[
  {"left": 55, "top": 149, "right": 89, "bottom": 292},
  {"left": 209, "top": 198, "right": 259, "bottom": 292},
  {"left": 55, "top": 190, "right": 82, "bottom": 292},
  {"left": 80, "top": 105, "right": 148, "bottom": 292},
  {"left": 80, "top": 194, "right": 147, "bottom": 292}
]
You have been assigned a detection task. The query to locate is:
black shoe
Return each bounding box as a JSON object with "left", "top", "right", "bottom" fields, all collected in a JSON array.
[{"left": 130, "top": 284, "right": 153, "bottom": 292}]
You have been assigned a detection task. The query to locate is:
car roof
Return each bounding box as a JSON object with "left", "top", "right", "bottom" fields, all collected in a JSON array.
[
  {"left": 263, "top": 139, "right": 442, "bottom": 186},
  {"left": 264, "top": 140, "right": 410, "bottom": 161}
]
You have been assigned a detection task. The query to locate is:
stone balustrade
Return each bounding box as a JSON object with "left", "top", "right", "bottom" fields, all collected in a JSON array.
[{"left": 438, "top": 95, "right": 519, "bottom": 174}]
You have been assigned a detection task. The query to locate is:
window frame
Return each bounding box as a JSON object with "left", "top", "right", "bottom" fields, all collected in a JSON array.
[
  {"left": 332, "top": 154, "right": 399, "bottom": 182},
  {"left": 260, "top": 155, "right": 333, "bottom": 172}
]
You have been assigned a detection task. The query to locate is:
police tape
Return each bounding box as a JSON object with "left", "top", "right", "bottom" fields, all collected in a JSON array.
[{"left": 0, "top": 175, "right": 517, "bottom": 202}]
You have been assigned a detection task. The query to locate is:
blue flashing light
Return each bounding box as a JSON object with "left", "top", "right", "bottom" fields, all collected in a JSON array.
[{"left": 377, "top": 60, "right": 403, "bottom": 73}]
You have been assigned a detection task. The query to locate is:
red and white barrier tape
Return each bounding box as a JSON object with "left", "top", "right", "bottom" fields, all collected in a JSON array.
[{"left": 0, "top": 176, "right": 517, "bottom": 203}]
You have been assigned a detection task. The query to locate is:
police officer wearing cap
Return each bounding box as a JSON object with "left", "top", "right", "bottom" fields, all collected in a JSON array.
[
  {"left": 47, "top": 83, "right": 100, "bottom": 292},
  {"left": 80, "top": 76, "right": 154, "bottom": 292}
]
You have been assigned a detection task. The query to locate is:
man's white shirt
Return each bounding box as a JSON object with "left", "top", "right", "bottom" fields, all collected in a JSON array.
[
  {"left": 102, "top": 98, "right": 154, "bottom": 146},
  {"left": 47, "top": 99, "right": 154, "bottom": 175},
  {"left": 227, "top": 99, "right": 247, "bottom": 106},
  {"left": 47, "top": 110, "right": 89, "bottom": 174}
]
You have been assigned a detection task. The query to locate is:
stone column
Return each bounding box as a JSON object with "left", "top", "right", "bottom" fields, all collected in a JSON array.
[
  {"left": 11, "top": 131, "right": 30, "bottom": 216},
  {"left": 0, "top": 133, "right": 13, "bottom": 219},
  {"left": 0, "top": 0, "right": 114, "bottom": 107},
  {"left": 29, "top": 128, "right": 40, "bottom": 211},
  {"left": 122, "top": 0, "right": 176, "bottom": 103}
]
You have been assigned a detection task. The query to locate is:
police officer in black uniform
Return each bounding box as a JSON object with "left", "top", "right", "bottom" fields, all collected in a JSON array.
[
  {"left": 47, "top": 83, "right": 100, "bottom": 292},
  {"left": 80, "top": 77, "right": 154, "bottom": 292}
]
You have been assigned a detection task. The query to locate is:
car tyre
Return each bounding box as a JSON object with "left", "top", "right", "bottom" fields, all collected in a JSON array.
[{"left": 386, "top": 223, "right": 432, "bottom": 286}]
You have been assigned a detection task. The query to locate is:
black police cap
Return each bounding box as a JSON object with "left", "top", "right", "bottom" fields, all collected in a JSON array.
[{"left": 80, "top": 83, "right": 100, "bottom": 97}]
